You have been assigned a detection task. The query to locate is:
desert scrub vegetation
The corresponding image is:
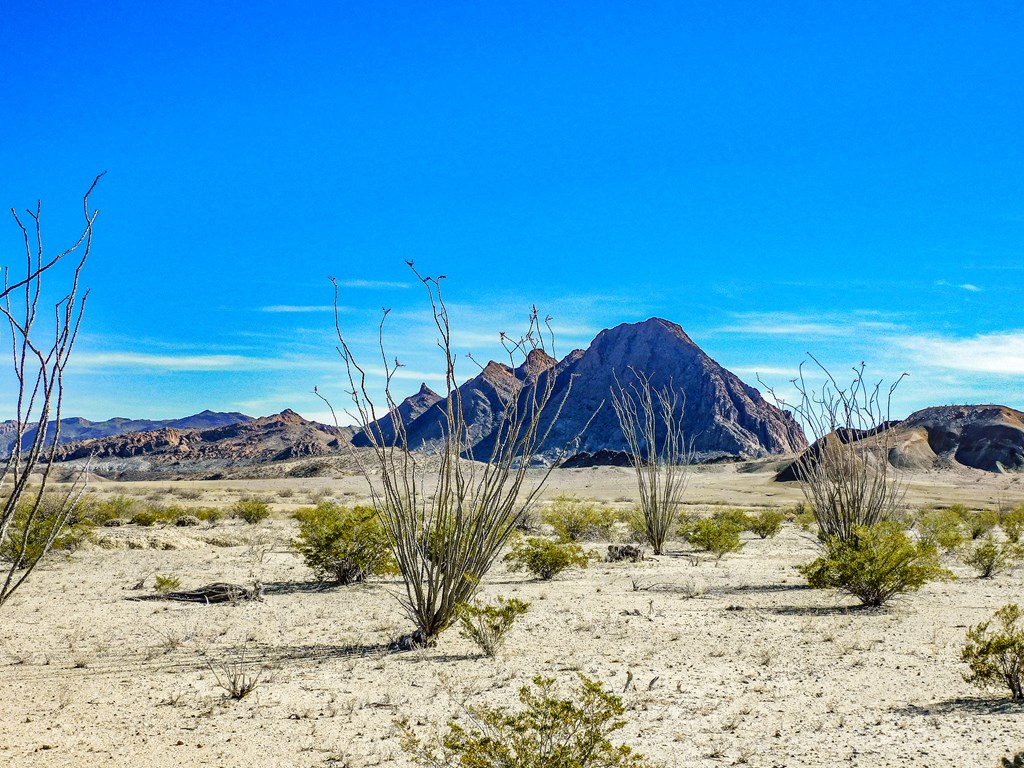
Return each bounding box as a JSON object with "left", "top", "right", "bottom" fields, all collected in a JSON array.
[
  {"left": 915, "top": 508, "right": 967, "bottom": 552},
  {"left": 154, "top": 574, "right": 181, "bottom": 593},
  {"left": 1002, "top": 505, "right": 1024, "bottom": 543},
  {"left": 747, "top": 508, "right": 784, "bottom": 539},
  {"left": 964, "top": 508, "right": 1000, "bottom": 540},
  {"left": 400, "top": 674, "right": 656, "bottom": 768},
  {"left": 961, "top": 535, "right": 1021, "bottom": 579},
  {"left": 961, "top": 603, "right": 1024, "bottom": 701},
  {"left": 504, "top": 536, "right": 589, "bottom": 580},
  {"left": 683, "top": 516, "right": 745, "bottom": 561},
  {"left": 292, "top": 502, "right": 398, "bottom": 584},
  {"left": 611, "top": 369, "right": 691, "bottom": 556},
  {"left": 330, "top": 265, "right": 570, "bottom": 645},
  {"left": 763, "top": 359, "right": 906, "bottom": 543},
  {"left": 233, "top": 496, "right": 271, "bottom": 524},
  {"left": 543, "top": 495, "right": 616, "bottom": 542},
  {"left": 800, "top": 521, "right": 950, "bottom": 607},
  {"left": 0, "top": 176, "right": 101, "bottom": 607},
  {"left": 456, "top": 595, "right": 529, "bottom": 657}
]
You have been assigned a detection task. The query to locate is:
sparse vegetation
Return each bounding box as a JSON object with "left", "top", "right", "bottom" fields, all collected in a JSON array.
[
  {"left": 611, "top": 369, "right": 691, "bottom": 556},
  {"left": 965, "top": 508, "right": 1000, "bottom": 540},
  {"left": 292, "top": 502, "right": 398, "bottom": 584},
  {"left": 0, "top": 492, "right": 92, "bottom": 567},
  {"left": 154, "top": 575, "right": 181, "bottom": 593},
  {"left": 962, "top": 536, "right": 1021, "bottom": 579},
  {"left": 208, "top": 645, "right": 272, "bottom": 701},
  {"left": 233, "top": 496, "right": 271, "bottom": 524},
  {"left": 456, "top": 595, "right": 530, "bottom": 657},
  {"left": 916, "top": 508, "right": 967, "bottom": 552},
  {"left": 800, "top": 522, "right": 950, "bottom": 607},
  {"left": 544, "top": 495, "right": 616, "bottom": 542},
  {"left": 1002, "top": 505, "right": 1024, "bottom": 543},
  {"left": 685, "top": 517, "right": 745, "bottom": 560},
  {"left": 504, "top": 536, "right": 590, "bottom": 580},
  {"left": 747, "top": 509, "right": 784, "bottom": 539},
  {"left": 961, "top": 603, "right": 1024, "bottom": 701},
  {"left": 400, "top": 674, "right": 656, "bottom": 768}
]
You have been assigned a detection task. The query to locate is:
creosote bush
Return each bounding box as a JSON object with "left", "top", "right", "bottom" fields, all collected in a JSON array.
[
  {"left": 0, "top": 493, "right": 93, "bottom": 567},
  {"left": 961, "top": 603, "right": 1024, "bottom": 701},
  {"left": 233, "top": 496, "right": 271, "bottom": 524},
  {"left": 965, "top": 509, "right": 1000, "bottom": 541},
  {"left": 291, "top": 502, "right": 398, "bottom": 584},
  {"left": 544, "top": 495, "right": 616, "bottom": 542},
  {"left": 1002, "top": 506, "right": 1024, "bottom": 543},
  {"left": 504, "top": 536, "right": 589, "bottom": 580},
  {"left": 685, "top": 517, "right": 745, "bottom": 560},
  {"left": 800, "top": 521, "right": 951, "bottom": 607},
  {"left": 456, "top": 595, "right": 530, "bottom": 657},
  {"left": 747, "top": 509, "right": 785, "bottom": 539},
  {"left": 916, "top": 508, "right": 967, "bottom": 552},
  {"left": 962, "top": 536, "right": 1021, "bottom": 579},
  {"left": 400, "top": 674, "right": 656, "bottom": 768}
]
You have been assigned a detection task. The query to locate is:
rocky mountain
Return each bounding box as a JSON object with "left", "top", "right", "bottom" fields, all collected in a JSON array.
[
  {"left": 48, "top": 410, "right": 352, "bottom": 479},
  {"left": 776, "top": 404, "right": 1024, "bottom": 479},
  {"left": 351, "top": 383, "right": 441, "bottom": 447},
  {"left": 0, "top": 410, "right": 252, "bottom": 457},
  {"left": 356, "top": 318, "right": 808, "bottom": 462}
]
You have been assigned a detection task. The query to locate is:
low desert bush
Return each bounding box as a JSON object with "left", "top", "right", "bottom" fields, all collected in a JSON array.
[
  {"left": 208, "top": 644, "right": 272, "bottom": 701},
  {"left": 686, "top": 517, "right": 745, "bottom": 560},
  {"left": 0, "top": 494, "right": 92, "bottom": 567},
  {"left": 747, "top": 509, "right": 785, "bottom": 539},
  {"left": 154, "top": 574, "right": 181, "bottom": 593},
  {"left": 503, "top": 536, "right": 589, "bottom": 580},
  {"left": 292, "top": 503, "right": 397, "bottom": 584},
  {"left": 962, "top": 536, "right": 1021, "bottom": 579},
  {"left": 456, "top": 595, "right": 530, "bottom": 657},
  {"left": 174, "top": 514, "right": 201, "bottom": 527},
  {"left": 400, "top": 674, "right": 656, "bottom": 768},
  {"left": 916, "top": 508, "right": 967, "bottom": 552},
  {"left": 1002, "top": 506, "right": 1024, "bottom": 544},
  {"left": 82, "top": 494, "right": 138, "bottom": 524},
  {"left": 196, "top": 506, "right": 225, "bottom": 524},
  {"left": 712, "top": 508, "right": 753, "bottom": 530},
  {"left": 233, "top": 496, "right": 271, "bottom": 524},
  {"left": 961, "top": 603, "right": 1024, "bottom": 701},
  {"left": 130, "top": 510, "right": 160, "bottom": 527},
  {"left": 800, "top": 522, "right": 951, "bottom": 607},
  {"left": 544, "top": 495, "right": 616, "bottom": 542},
  {"left": 964, "top": 508, "right": 1000, "bottom": 540},
  {"left": 790, "top": 501, "right": 816, "bottom": 531}
]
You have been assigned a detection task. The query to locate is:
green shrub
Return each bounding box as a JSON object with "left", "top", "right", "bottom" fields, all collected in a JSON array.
[
  {"left": 1001, "top": 506, "right": 1024, "bottom": 544},
  {"left": 130, "top": 510, "right": 160, "bottom": 527},
  {"left": 961, "top": 603, "right": 1024, "bottom": 701},
  {"left": 800, "top": 522, "right": 951, "bottom": 607},
  {"left": 456, "top": 595, "right": 530, "bottom": 657},
  {"left": 791, "top": 501, "right": 816, "bottom": 531},
  {"left": 400, "top": 674, "right": 655, "bottom": 768},
  {"left": 503, "top": 536, "right": 589, "bottom": 580},
  {"left": 964, "top": 508, "right": 1000, "bottom": 540},
  {"left": 81, "top": 493, "right": 138, "bottom": 524},
  {"left": 154, "top": 574, "right": 181, "bottom": 593},
  {"left": 747, "top": 509, "right": 784, "bottom": 539},
  {"left": 233, "top": 496, "right": 271, "bottom": 524},
  {"left": 961, "top": 536, "right": 1021, "bottom": 578},
  {"left": 916, "top": 508, "right": 966, "bottom": 552},
  {"left": 686, "top": 518, "right": 744, "bottom": 560},
  {"left": 0, "top": 494, "right": 91, "bottom": 567},
  {"left": 544, "top": 495, "right": 616, "bottom": 542},
  {"left": 618, "top": 506, "right": 649, "bottom": 544},
  {"left": 292, "top": 503, "right": 397, "bottom": 584},
  {"left": 712, "top": 508, "right": 753, "bottom": 530},
  {"left": 196, "top": 506, "right": 225, "bottom": 524}
]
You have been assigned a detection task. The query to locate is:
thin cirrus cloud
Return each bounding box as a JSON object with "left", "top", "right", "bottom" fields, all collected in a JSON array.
[
  {"left": 896, "top": 331, "right": 1024, "bottom": 375},
  {"left": 717, "top": 312, "right": 901, "bottom": 338},
  {"left": 72, "top": 351, "right": 331, "bottom": 372},
  {"left": 337, "top": 279, "right": 410, "bottom": 289},
  {"left": 259, "top": 305, "right": 337, "bottom": 313}
]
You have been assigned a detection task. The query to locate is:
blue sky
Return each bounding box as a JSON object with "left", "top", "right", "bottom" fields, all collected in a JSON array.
[{"left": 2, "top": 1, "right": 1022, "bottom": 425}]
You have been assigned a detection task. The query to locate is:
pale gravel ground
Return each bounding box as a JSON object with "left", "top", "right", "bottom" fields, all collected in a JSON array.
[{"left": 1, "top": 464, "right": 1023, "bottom": 767}]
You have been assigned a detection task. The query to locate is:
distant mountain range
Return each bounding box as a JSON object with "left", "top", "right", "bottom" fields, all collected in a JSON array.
[
  {"left": 355, "top": 318, "right": 808, "bottom": 461},
  {"left": 20, "top": 318, "right": 1024, "bottom": 478},
  {"left": 0, "top": 410, "right": 252, "bottom": 457}
]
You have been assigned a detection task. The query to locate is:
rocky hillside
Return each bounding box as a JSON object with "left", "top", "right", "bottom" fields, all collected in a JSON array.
[
  {"left": 776, "top": 404, "right": 1024, "bottom": 478},
  {"left": 0, "top": 410, "right": 252, "bottom": 457},
  {"left": 356, "top": 318, "right": 808, "bottom": 462},
  {"left": 48, "top": 410, "right": 352, "bottom": 479}
]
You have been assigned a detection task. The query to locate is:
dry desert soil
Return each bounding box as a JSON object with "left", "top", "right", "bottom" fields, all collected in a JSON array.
[{"left": 2, "top": 462, "right": 1023, "bottom": 767}]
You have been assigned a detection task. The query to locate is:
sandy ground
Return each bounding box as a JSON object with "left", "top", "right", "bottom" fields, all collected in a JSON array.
[{"left": 2, "top": 464, "right": 1023, "bottom": 767}]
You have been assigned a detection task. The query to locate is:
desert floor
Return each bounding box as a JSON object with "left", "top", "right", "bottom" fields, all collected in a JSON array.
[{"left": 2, "top": 463, "right": 1023, "bottom": 767}]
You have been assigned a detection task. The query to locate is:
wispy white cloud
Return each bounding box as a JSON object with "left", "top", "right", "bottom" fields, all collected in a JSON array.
[
  {"left": 959, "top": 283, "right": 981, "bottom": 292},
  {"left": 717, "top": 312, "right": 902, "bottom": 338},
  {"left": 73, "top": 351, "right": 335, "bottom": 373},
  {"left": 259, "top": 304, "right": 338, "bottom": 313},
  {"left": 338, "top": 279, "right": 410, "bottom": 290},
  {"left": 896, "top": 331, "right": 1024, "bottom": 375}
]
